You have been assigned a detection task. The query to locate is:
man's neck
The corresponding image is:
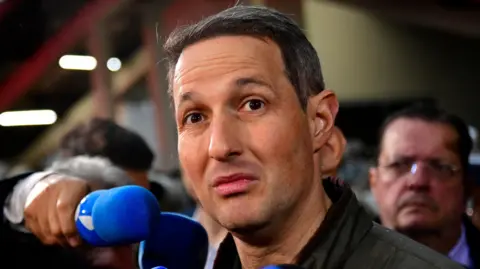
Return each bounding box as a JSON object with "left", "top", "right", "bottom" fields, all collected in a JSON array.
[
  {"left": 400, "top": 223, "right": 462, "bottom": 255},
  {"left": 234, "top": 180, "right": 332, "bottom": 269}
]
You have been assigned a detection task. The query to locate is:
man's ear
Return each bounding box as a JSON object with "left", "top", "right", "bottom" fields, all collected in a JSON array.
[
  {"left": 308, "top": 89, "right": 339, "bottom": 153},
  {"left": 319, "top": 126, "right": 346, "bottom": 176},
  {"left": 369, "top": 167, "right": 378, "bottom": 189}
]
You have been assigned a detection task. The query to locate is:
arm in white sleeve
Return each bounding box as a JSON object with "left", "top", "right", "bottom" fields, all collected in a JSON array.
[
  {"left": 3, "top": 156, "right": 134, "bottom": 233},
  {"left": 3, "top": 171, "right": 56, "bottom": 231}
]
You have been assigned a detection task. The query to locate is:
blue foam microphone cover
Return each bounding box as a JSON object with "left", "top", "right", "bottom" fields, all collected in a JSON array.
[
  {"left": 138, "top": 212, "right": 209, "bottom": 269},
  {"left": 75, "top": 189, "right": 110, "bottom": 246},
  {"left": 76, "top": 185, "right": 160, "bottom": 245},
  {"left": 76, "top": 186, "right": 209, "bottom": 269}
]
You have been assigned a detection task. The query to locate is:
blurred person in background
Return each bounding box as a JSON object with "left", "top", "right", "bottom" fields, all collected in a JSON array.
[
  {"left": 1, "top": 155, "right": 137, "bottom": 268},
  {"left": 467, "top": 126, "right": 480, "bottom": 230},
  {"left": 370, "top": 104, "right": 480, "bottom": 269},
  {"left": 472, "top": 188, "right": 480, "bottom": 229},
  {"left": 1, "top": 118, "right": 189, "bottom": 268},
  {"left": 58, "top": 117, "right": 189, "bottom": 212}
]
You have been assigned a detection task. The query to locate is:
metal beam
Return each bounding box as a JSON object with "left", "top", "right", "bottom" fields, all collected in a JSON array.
[
  {"left": 16, "top": 48, "right": 149, "bottom": 167},
  {"left": 87, "top": 18, "right": 115, "bottom": 119},
  {"left": 142, "top": 2, "right": 178, "bottom": 171},
  {"left": 14, "top": 0, "right": 237, "bottom": 168},
  {"left": 0, "top": 0, "right": 122, "bottom": 112}
]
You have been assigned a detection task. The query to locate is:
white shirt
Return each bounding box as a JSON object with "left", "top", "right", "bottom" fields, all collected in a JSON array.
[{"left": 3, "top": 171, "right": 55, "bottom": 232}]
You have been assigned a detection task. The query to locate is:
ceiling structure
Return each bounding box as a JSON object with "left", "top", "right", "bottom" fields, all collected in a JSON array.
[
  {"left": 326, "top": 0, "right": 480, "bottom": 38},
  {"left": 0, "top": 0, "right": 234, "bottom": 170},
  {"left": 0, "top": 0, "right": 144, "bottom": 162}
]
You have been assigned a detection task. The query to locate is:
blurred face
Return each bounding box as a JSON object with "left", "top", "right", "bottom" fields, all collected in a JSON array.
[
  {"left": 125, "top": 169, "right": 150, "bottom": 189},
  {"left": 370, "top": 118, "right": 465, "bottom": 233},
  {"left": 172, "top": 36, "right": 335, "bottom": 231},
  {"left": 85, "top": 246, "right": 135, "bottom": 269}
]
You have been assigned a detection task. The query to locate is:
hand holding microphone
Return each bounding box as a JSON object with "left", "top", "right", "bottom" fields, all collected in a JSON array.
[
  {"left": 76, "top": 185, "right": 209, "bottom": 269},
  {"left": 24, "top": 174, "right": 90, "bottom": 247}
]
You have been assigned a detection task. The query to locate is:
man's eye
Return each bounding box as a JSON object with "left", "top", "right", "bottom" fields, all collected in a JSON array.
[
  {"left": 390, "top": 161, "right": 410, "bottom": 170},
  {"left": 184, "top": 113, "right": 204, "bottom": 125},
  {"left": 242, "top": 99, "right": 265, "bottom": 111}
]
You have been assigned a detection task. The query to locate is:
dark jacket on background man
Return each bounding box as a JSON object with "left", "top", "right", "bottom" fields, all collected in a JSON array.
[
  {"left": 372, "top": 213, "right": 480, "bottom": 268},
  {"left": 213, "top": 178, "right": 465, "bottom": 269}
]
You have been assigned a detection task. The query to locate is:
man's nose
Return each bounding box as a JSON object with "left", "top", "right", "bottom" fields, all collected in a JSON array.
[
  {"left": 406, "top": 163, "right": 431, "bottom": 191},
  {"left": 208, "top": 116, "right": 242, "bottom": 161}
]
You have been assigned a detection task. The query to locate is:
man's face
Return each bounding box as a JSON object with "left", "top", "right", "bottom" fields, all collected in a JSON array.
[
  {"left": 370, "top": 118, "right": 465, "bottom": 233},
  {"left": 172, "top": 36, "right": 331, "bottom": 231}
]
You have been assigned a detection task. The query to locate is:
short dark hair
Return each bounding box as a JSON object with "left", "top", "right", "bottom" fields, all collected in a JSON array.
[
  {"left": 378, "top": 103, "right": 472, "bottom": 172},
  {"left": 163, "top": 5, "right": 325, "bottom": 109},
  {"left": 60, "top": 118, "right": 155, "bottom": 171}
]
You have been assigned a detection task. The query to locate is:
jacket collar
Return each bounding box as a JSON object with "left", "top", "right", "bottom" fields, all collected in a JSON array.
[{"left": 213, "top": 178, "right": 373, "bottom": 268}]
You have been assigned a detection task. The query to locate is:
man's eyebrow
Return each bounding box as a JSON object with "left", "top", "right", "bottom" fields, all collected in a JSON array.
[
  {"left": 235, "top": 77, "right": 271, "bottom": 89},
  {"left": 177, "top": 91, "right": 198, "bottom": 108},
  {"left": 176, "top": 77, "right": 271, "bottom": 108}
]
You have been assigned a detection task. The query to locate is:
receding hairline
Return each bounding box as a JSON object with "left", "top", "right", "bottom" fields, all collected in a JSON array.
[
  {"left": 163, "top": 5, "right": 326, "bottom": 109},
  {"left": 175, "top": 34, "right": 286, "bottom": 67},
  {"left": 174, "top": 33, "right": 274, "bottom": 56},
  {"left": 379, "top": 117, "right": 462, "bottom": 157},
  {"left": 170, "top": 35, "right": 292, "bottom": 97}
]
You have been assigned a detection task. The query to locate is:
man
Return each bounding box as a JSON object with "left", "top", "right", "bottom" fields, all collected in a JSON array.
[
  {"left": 369, "top": 104, "right": 480, "bottom": 269},
  {"left": 183, "top": 125, "right": 346, "bottom": 269},
  {"left": 164, "top": 5, "right": 464, "bottom": 269}
]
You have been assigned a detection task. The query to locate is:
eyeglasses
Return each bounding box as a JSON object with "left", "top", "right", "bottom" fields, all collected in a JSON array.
[{"left": 378, "top": 159, "right": 461, "bottom": 181}]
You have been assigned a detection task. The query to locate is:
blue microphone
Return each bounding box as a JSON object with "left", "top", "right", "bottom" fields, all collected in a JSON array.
[
  {"left": 75, "top": 186, "right": 209, "bottom": 269},
  {"left": 138, "top": 212, "right": 208, "bottom": 269},
  {"left": 76, "top": 186, "right": 159, "bottom": 245},
  {"left": 75, "top": 189, "right": 110, "bottom": 246}
]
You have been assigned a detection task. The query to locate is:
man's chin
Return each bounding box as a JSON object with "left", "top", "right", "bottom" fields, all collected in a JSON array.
[
  {"left": 221, "top": 217, "right": 267, "bottom": 232},
  {"left": 217, "top": 212, "right": 271, "bottom": 235},
  {"left": 398, "top": 207, "right": 436, "bottom": 225},
  {"left": 396, "top": 217, "right": 439, "bottom": 237}
]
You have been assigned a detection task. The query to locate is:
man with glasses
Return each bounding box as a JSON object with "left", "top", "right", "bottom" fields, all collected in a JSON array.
[{"left": 370, "top": 104, "right": 480, "bottom": 269}]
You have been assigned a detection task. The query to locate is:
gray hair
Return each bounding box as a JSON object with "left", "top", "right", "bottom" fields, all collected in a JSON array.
[{"left": 47, "top": 155, "right": 134, "bottom": 188}]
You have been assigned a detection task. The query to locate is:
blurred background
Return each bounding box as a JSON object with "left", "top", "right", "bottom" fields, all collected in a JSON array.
[{"left": 0, "top": 0, "right": 479, "bottom": 206}]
